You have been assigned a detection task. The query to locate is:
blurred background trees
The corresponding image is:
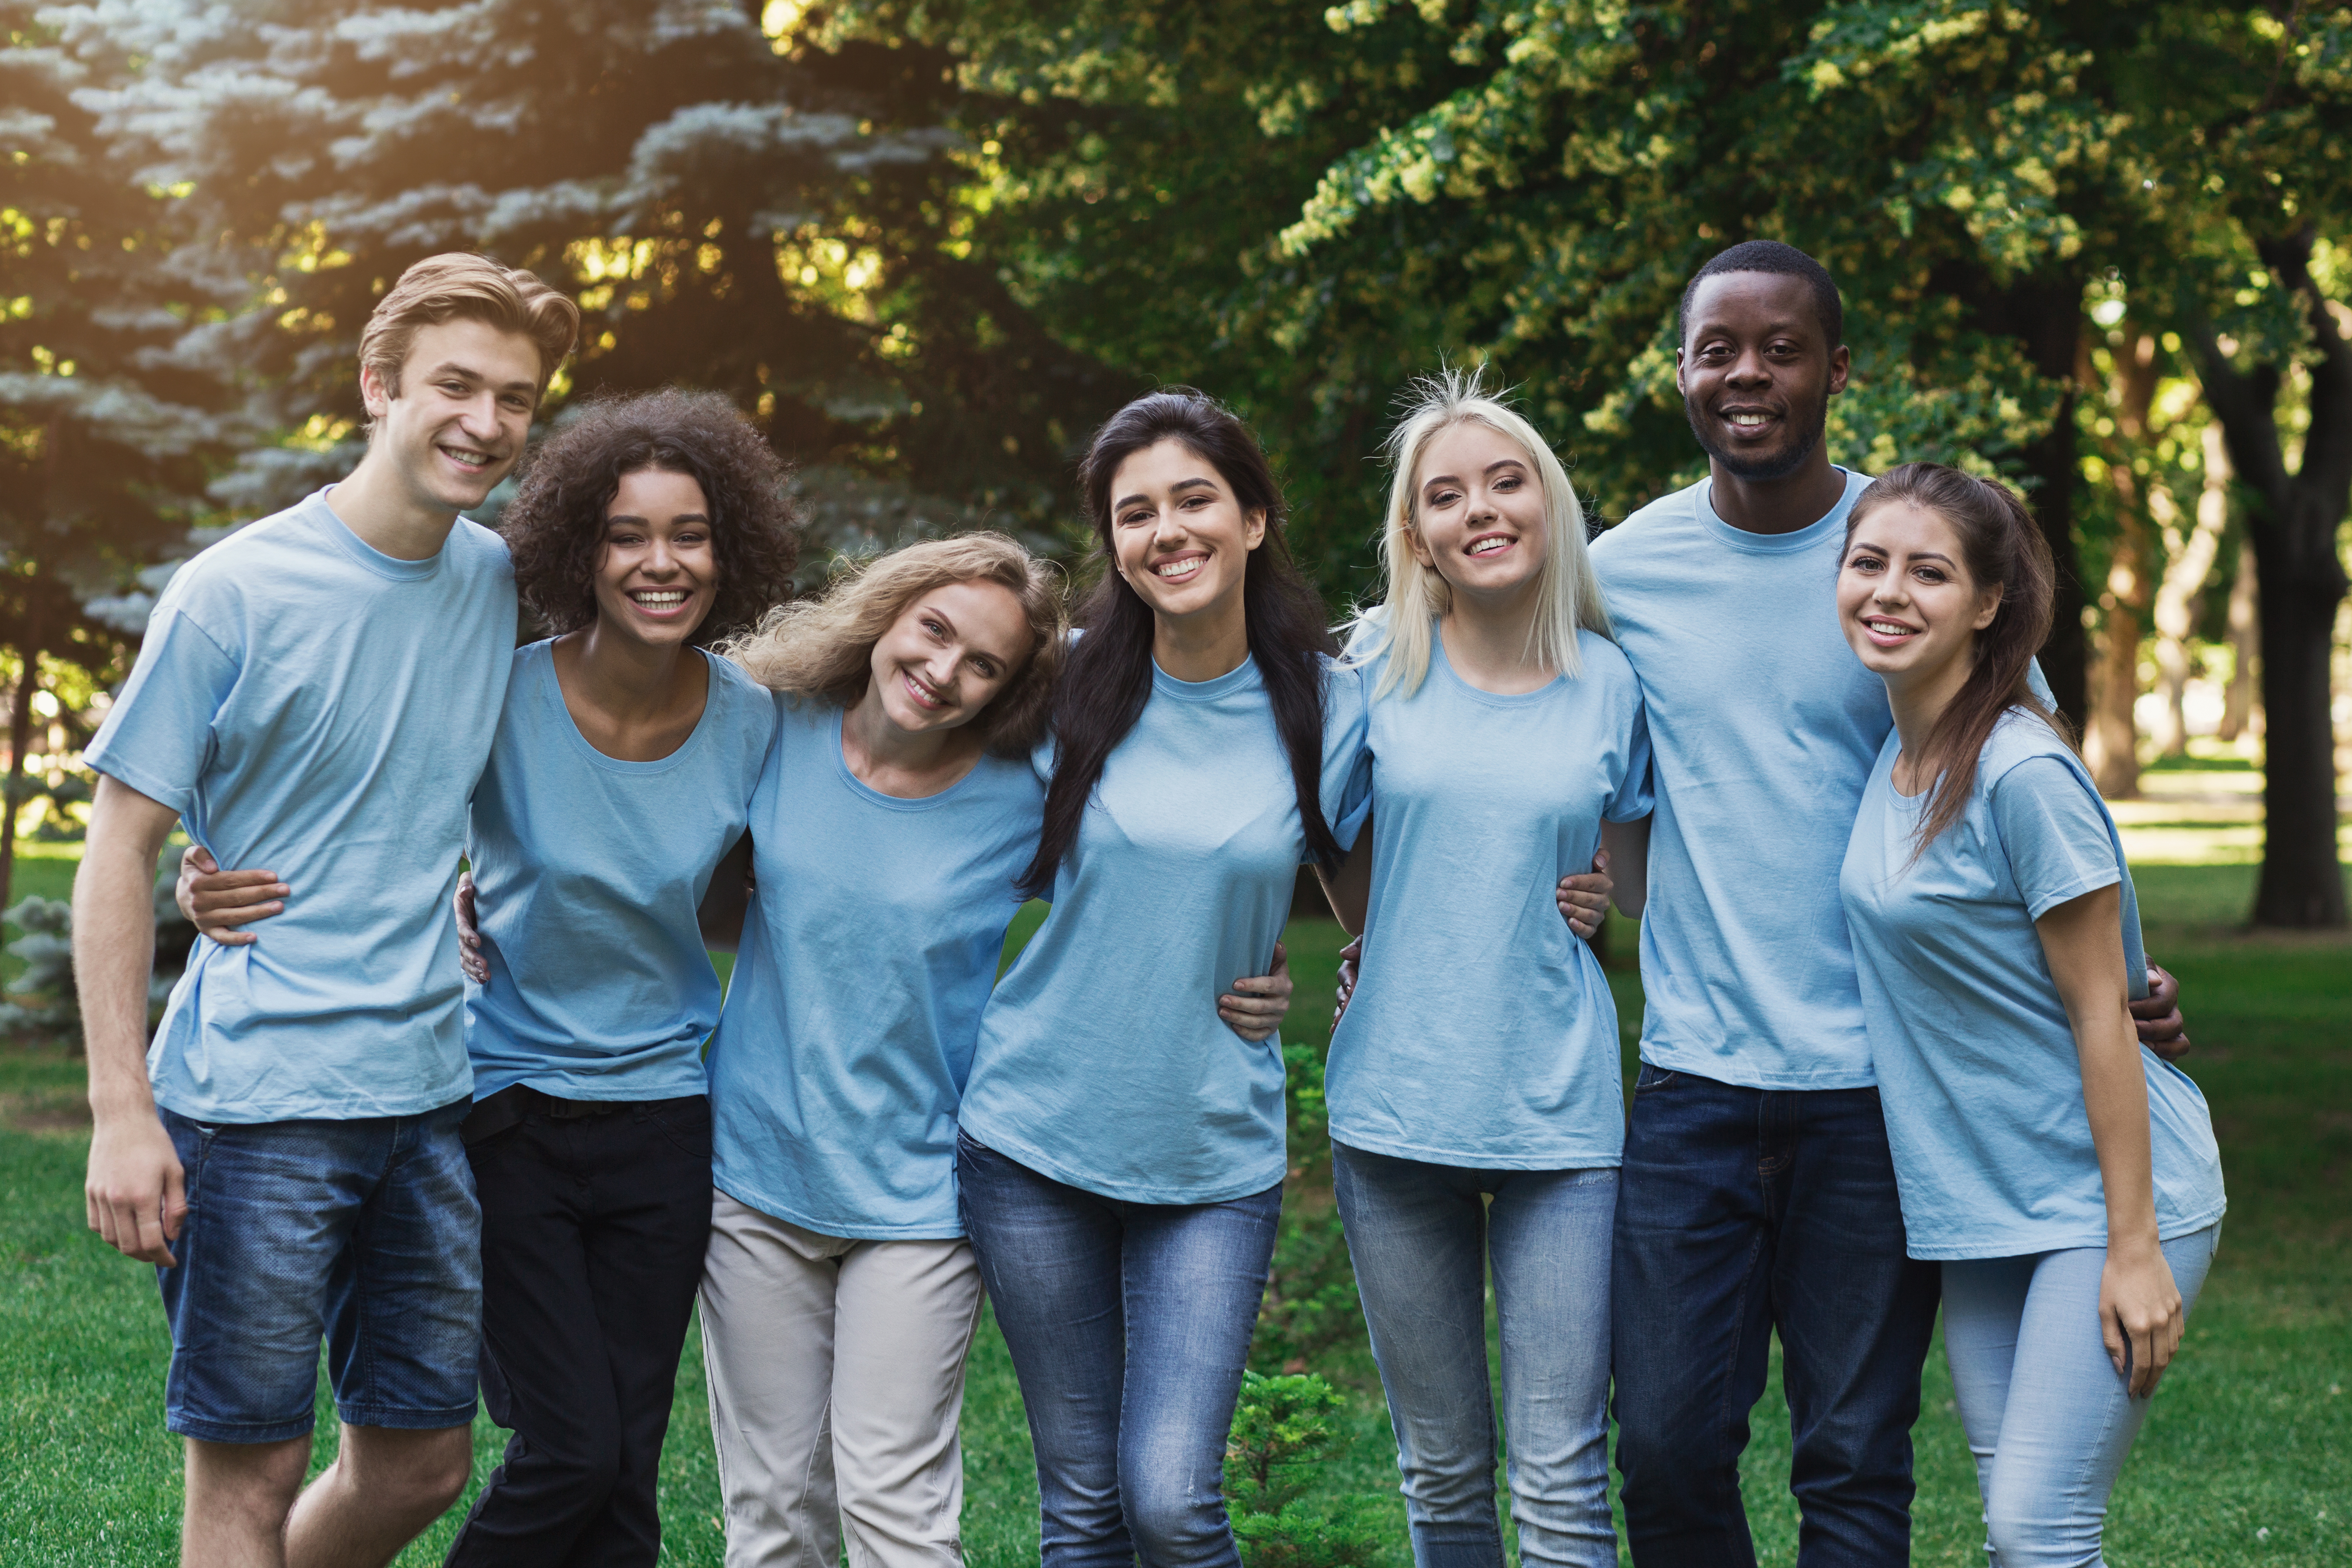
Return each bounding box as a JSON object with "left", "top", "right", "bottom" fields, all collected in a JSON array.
[{"left": 0, "top": 0, "right": 2345, "bottom": 927}]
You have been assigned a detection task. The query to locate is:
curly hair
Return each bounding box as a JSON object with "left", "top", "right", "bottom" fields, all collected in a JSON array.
[
  {"left": 719, "top": 533, "right": 1065, "bottom": 757},
  {"left": 502, "top": 388, "right": 798, "bottom": 646}
]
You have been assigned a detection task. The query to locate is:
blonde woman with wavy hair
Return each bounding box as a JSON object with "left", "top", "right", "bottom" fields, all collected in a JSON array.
[
  {"left": 1317, "top": 369, "right": 1651, "bottom": 1568},
  {"left": 697, "top": 532, "right": 1068, "bottom": 1568}
]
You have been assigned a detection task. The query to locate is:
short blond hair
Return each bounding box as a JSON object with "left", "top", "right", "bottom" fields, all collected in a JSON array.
[
  {"left": 1343, "top": 366, "right": 1612, "bottom": 699},
  {"left": 359, "top": 252, "right": 581, "bottom": 403},
  {"left": 720, "top": 533, "right": 1066, "bottom": 756}
]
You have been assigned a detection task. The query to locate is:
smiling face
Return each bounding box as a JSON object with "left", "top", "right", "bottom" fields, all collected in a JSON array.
[
  {"left": 1838, "top": 499, "right": 2004, "bottom": 686},
  {"left": 1409, "top": 419, "right": 1550, "bottom": 601},
  {"left": 592, "top": 468, "right": 718, "bottom": 649},
  {"left": 361, "top": 316, "right": 543, "bottom": 514},
  {"left": 1108, "top": 438, "right": 1266, "bottom": 626},
  {"left": 868, "top": 577, "right": 1036, "bottom": 735},
  {"left": 1677, "top": 271, "right": 1850, "bottom": 483}
]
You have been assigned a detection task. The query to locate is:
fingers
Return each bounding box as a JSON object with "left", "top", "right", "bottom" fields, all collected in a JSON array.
[
  {"left": 1593, "top": 849, "right": 1610, "bottom": 875},
  {"left": 2102, "top": 1303, "right": 2127, "bottom": 1377},
  {"left": 183, "top": 845, "right": 218, "bottom": 875},
  {"left": 2130, "top": 1318, "right": 2158, "bottom": 1398}
]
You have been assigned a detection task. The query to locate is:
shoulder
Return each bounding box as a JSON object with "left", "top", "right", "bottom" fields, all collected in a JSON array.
[
  {"left": 1573, "top": 626, "right": 1639, "bottom": 687},
  {"left": 1588, "top": 478, "right": 1708, "bottom": 563},
  {"left": 448, "top": 516, "right": 516, "bottom": 578},
  {"left": 1979, "top": 706, "right": 2078, "bottom": 787},
  {"left": 160, "top": 499, "right": 325, "bottom": 602}
]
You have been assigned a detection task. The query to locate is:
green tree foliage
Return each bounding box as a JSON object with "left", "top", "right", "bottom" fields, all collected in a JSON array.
[
  {"left": 0, "top": 4, "right": 250, "bottom": 904},
  {"left": 1223, "top": 1371, "right": 1383, "bottom": 1568}
]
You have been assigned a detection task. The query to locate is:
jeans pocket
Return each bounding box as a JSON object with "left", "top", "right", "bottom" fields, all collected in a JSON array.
[
  {"left": 1633, "top": 1064, "right": 1679, "bottom": 1095},
  {"left": 646, "top": 1098, "right": 713, "bottom": 1161}
]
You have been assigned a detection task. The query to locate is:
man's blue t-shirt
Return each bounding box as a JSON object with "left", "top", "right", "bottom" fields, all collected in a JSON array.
[
  {"left": 1840, "top": 711, "right": 2226, "bottom": 1258},
  {"left": 1590, "top": 469, "right": 1891, "bottom": 1089},
  {"left": 958, "top": 656, "right": 1370, "bottom": 1205},
  {"left": 1326, "top": 629, "right": 1652, "bottom": 1168},
  {"left": 465, "top": 639, "right": 775, "bottom": 1103},
  {"left": 708, "top": 699, "right": 1045, "bottom": 1239},
  {"left": 85, "top": 490, "right": 516, "bottom": 1123}
]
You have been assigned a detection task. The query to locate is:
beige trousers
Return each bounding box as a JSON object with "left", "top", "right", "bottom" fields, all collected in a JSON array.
[{"left": 699, "top": 1190, "right": 984, "bottom": 1568}]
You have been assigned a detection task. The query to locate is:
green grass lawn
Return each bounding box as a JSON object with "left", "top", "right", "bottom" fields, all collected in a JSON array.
[{"left": 2, "top": 857, "right": 2345, "bottom": 1564}]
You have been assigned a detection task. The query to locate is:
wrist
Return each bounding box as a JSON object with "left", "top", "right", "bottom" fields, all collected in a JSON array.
[{"left": 2105, "top": 1226, "right": 2163, "bottom": 1261}]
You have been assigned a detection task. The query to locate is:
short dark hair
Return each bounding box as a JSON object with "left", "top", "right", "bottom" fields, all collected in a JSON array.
[
  {"left": 503, "top": 388, "right": 799, "bottom": 647},
  {"left": 1677, "top": 241, "right": 1843, "bottom": 350}
]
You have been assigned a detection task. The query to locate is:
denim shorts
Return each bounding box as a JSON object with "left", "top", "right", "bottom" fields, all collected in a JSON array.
[{"left": 157, "top": 1099, "right": 483, "bottom": 1443}]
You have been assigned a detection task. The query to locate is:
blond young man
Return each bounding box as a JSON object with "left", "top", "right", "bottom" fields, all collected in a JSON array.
[{"left": 77, "top": 254, "right": 579, "bottom": 1568}]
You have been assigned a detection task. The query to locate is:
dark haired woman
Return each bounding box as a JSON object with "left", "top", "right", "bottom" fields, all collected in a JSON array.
[
  {"left": 179, "top": 388, "right": 799, "bottom": 1567},
  {"left": 1833, "top": 464, "right": 2223, "bottom": 1567},
  {"left": 952, "top": 390, "right": 1368, "bottom": 1566}
]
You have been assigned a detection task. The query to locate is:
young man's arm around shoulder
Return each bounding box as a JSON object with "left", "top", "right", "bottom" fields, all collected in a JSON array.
[{"left": 80, "top": 774, "right": 188, "bottom": 1265}]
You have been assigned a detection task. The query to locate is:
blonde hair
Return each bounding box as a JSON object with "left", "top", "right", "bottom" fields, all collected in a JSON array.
[
  {"left": 721, "top": 532, "right": 1066, "bottom": 756},
  {"left": 359, "top": 252, "right": 581, "bottom": 405},
  {"left": 1343, "top": 366, "right": 1612, "bottom": 699}
]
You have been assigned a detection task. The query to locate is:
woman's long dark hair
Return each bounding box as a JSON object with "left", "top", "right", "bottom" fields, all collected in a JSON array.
[
  {"left": 1844, "top": 462, "right": 2063, "bottom": 852},
  {"left": 1018, "top": 389, "right": 1341, "bottom": 899}
]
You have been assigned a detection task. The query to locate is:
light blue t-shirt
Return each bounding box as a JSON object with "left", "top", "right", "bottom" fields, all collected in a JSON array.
[
  {"left": 464, "top": 640, "right": 775, "bottom": 1103},
  {"left": 708, "top": 698, "right": 1045, "bottom": 1238},
  {"left": 1840, "top": 711, "right": 2225, "bottom": 1259},
  {"left": 1326, "top": 630, "right": 1652, "bottom": 1167},
  {"left": 958, "top": 656, "right": 1370, "bottom": 1205},
  {"left": 1592, "top": 470, "right": 1896, "bottom": 1089},
  {"left": 85, "top": 490, "right": 515, "bottom": 1123}
]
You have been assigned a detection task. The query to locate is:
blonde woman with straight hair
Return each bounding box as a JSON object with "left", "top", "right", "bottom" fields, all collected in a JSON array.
[{"left": 1318, "top": 368, "right": 1650, "bottom": 1568}]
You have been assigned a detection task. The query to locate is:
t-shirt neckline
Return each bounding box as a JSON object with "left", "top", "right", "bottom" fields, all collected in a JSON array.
[
  {"left": 1431, "top": 624, "right": 1566, "bottom": 706},
  {"left": 1150, "top": 653, "right": 1260, "bottom": 701},
  {"left": 316, "top": 487, "right": 454, "bottom": 582},
  {"left": 829, "top": 707, "right": 987, "bottom": 810},
  {"left": 543, "top": 640, "right": 722, "bottom": 774},
  {"left": 1697, "top": 468, "right": 1862, "bottom": 555}
]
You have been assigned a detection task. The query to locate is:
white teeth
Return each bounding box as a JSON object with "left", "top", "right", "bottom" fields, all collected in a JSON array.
[
  {"left": 633, "top": 591, "right": 686, "bottom": 606},
  {"left": 1866, "top": 620, "right": 1912, "bottom": 635},
  {"left": 1154, "top": 559, "right": 1200, "bottom": 577},
  {"left": 1468, "top": 538, "right": 1510, "bottom": 555},
  {"left": 1728, "top": 414, "right": 1771, "bottom": 428}
]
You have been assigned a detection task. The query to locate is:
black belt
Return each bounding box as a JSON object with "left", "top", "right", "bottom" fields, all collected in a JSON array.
[{"left": 459, "top": 1084, "right": 627, "bottom": 1145}]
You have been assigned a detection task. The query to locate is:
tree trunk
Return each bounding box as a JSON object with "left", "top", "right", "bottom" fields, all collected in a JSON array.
[
  {"left": 0, "top": 644, "right": 40, "bottom": 916},
  {"left": 2086, "top": 330, "right": 2164, "bottom": 797},
  {"left": 2148, "top": 424, "right": 2230, "bottom": 758},
  {"left": 2193, "top": 229, "right": 2350, "bottom": 928},
  {"left": 2217, "top": 540, "right": 2260, "bottom": 742}
]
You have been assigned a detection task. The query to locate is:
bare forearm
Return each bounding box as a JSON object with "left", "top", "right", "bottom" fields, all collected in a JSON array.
[
  {"left": 1601, "top": 815, "right": 1650, "bottom": 919},
  {"left": 2039, "top": 886, "right": 2159, "bottom": 1245},
  {"left": 75, "top": 836, "right": 165, "bottom": 1117},
  {"left": 1317, "top": 820, "right": 1373, "bottom": 937}
]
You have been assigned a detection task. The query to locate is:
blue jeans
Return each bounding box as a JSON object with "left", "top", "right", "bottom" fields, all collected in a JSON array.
[
  {"left": 157, "top": 1101, "right": 483, "bottom": 1443},
  {"left": 1611, "top": 1067, "right": 1939, "bottom": 1568},
  {"left": 956, "top": 1131, "right": 1281, "bottom": 1568},
  {"left": 1942, "top": 1225, "right": 2221, "bottom": 1568},
  {"left": 1333, "top": 1143, "right": 1617, "bottom": 1568}
]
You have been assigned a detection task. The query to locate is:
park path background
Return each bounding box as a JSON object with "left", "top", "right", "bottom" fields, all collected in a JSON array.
[{"left": 0, "top": 751, "right": 2343, "bottom": 1566}]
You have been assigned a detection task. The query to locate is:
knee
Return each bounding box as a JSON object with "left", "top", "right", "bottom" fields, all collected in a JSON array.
[
  {"left": 408, "top": 1426, "right": 479, "bottom": 1515},
  {"left": 1122, "top": 1472, "right": 1228, "bottom": 1565},
  {"left": 1983, "top": 1495, "right": 2101, "bottom": 1568},
  {"left": 343, "top": 1425, "right": 477, "bottom": 1521}
]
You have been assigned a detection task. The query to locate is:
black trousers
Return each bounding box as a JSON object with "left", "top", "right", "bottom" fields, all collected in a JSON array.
[{"left": 444, "top": 1095, "right": 713, "bottom": 1568}]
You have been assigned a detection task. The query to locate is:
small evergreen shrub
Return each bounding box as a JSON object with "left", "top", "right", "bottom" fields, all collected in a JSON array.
[{"left": 1225, "top": 1370, "right": 1383, "bottom": 1568}]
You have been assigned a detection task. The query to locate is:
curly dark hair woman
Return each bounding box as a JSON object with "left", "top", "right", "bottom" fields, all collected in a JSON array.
[{"left": 503, "top": 388, "right": 799, "bottom": 643}]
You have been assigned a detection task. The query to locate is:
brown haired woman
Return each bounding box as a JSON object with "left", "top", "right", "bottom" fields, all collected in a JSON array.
[
  {"left": 180, "top": 387, "right": 798, "bottom": 1567},
  {"left": 950, "top": 390, "right": 1365, "bottom": 1566},
  {"left": 1833, "top": 463, "right": 2225, "bottom": 1567}
]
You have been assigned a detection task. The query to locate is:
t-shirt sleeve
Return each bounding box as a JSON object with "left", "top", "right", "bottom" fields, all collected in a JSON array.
[
  {"left": 1605, "top": 699, "right": 1656, "bottom": 823},
  {"left": 1319, "top": 661, "right": 1374, "bottom": 853},
  {"left": 83, "top": 606, "right": 241, "bottom": 816},
  {"left": 1989, "top": 755, "right": 2122, "bottom": 920}
]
